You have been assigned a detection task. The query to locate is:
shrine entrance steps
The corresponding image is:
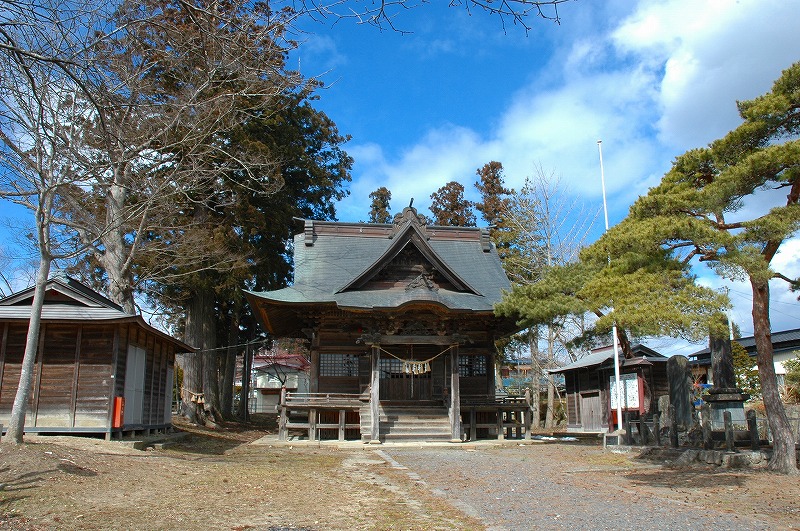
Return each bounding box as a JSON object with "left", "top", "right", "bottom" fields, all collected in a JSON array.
[{"left": 360, "top": 404, "right": 452, "bottom": 443}]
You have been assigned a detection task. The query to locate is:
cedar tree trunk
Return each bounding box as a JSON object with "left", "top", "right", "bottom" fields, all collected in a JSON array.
[{"left": 182, "top": 287, "right": 219, "bottom": 425}]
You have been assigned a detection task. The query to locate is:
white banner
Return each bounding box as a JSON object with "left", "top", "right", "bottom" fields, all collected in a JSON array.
[{"left": 609, "top": 372, "right": 639, "bottom": 409}]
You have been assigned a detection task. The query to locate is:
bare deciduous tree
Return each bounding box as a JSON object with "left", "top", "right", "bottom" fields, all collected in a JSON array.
[
  {"left": 501, "top": 165, "right": 598, "bottom": 428},
  {"left": 0, "top": 0, "right": 115, "bottom": 443}
]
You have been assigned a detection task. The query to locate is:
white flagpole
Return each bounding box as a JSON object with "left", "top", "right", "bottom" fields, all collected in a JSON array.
[{"left": 598, "top": 140, "right": 624, "bottom": 432}]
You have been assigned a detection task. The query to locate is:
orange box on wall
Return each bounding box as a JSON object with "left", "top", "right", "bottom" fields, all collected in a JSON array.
[{"left": 112, "top": 397, "right": 125, "bottom": 428}]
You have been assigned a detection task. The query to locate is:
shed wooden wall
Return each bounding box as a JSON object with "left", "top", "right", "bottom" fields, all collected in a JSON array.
[{"left": 0, "top": 321, "right": 176, "bottom": 433}]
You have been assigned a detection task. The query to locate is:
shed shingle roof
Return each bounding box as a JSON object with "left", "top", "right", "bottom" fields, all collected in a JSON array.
[{"left": 0, "top": 274, "right": 195, "bottom": 352}]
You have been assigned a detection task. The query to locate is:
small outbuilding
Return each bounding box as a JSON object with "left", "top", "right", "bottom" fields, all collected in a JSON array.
[
  {"left": 0, "top": 273, "right": 194, "bottom": 438},
  {"left": 249, "top": 350, "right": 310, "bottom": 414},
  {"left": 688, "top": 328, "right": 800, "bottom": 390},
  {"left": 551, "top": 344, "right": 669, "bottom": 433}
]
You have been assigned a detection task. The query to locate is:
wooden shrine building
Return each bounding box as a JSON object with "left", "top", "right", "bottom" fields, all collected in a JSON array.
[
  {"left": 0, "top": 273, "right": 194, "bottom": 438},
  {"left": 245, "top": 206, "right": 522, "bottom": 442}
]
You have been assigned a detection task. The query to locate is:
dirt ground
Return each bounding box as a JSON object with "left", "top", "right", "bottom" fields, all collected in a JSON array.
[{"left": 1, "top": 418, "right": 798, "bottom": 530}]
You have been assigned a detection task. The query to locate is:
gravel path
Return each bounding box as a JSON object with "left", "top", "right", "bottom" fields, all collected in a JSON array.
[{"left": 379, "top": 443, "right": 775, "bottom": 531}]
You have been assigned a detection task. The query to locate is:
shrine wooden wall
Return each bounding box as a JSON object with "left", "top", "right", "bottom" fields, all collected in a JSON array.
[{"left": 0, "top": 321, "right": 177, "bottom": 434}]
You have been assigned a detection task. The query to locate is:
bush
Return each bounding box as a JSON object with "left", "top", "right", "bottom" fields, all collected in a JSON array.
[
  {"left": 782, "top": 354, "right": 800, "bottom": 403},
  {"left": 732, "top": 341, "right": 760, "bottom": 399}
]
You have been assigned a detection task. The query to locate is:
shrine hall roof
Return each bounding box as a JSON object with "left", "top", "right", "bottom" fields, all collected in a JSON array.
[{"left": 245, "top": 207, "right": 513, "bottom": 335}]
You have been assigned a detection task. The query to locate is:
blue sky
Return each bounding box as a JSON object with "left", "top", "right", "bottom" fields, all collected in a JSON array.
[
  {"left": 292, "top": 0, "right": 800, "bottom": 349},
  {"left": 1, "top": 0, "right": 799, "bottom": 351}
]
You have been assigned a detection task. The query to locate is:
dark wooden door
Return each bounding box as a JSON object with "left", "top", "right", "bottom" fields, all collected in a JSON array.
[
  {"left": 580, "top": 392, "right": 602, "bottom": 431},
  {"left": 379, "top": 357, "right": 432, "bottom": 401}
]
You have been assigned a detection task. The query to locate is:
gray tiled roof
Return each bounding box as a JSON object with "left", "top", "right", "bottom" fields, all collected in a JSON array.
[{"left": 248, "top": 219, "right": 510, "bottom": 312}]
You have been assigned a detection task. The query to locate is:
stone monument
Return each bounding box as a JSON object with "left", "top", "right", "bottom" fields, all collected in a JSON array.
[
  {"left": 704, "top": 318, "right": 749, "bottom": 431},
  {"left": 667, "top": 355, "right": 694, "bottom": 431}
]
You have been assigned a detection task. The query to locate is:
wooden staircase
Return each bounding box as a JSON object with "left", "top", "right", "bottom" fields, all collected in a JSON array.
[{"left": 360, "top": 404, "right": 453, "bottom": 442}]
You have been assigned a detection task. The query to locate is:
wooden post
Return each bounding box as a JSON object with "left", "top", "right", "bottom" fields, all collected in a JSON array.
[
  {"left": 724, "top": 411, "right": 734, "bottom": 452},
  {"left": 369, "top": 345, "right": 381, "bottom": 444},
  {"left": 669, "top": 404, "right": 679, "bottom": 448},
  {"left": 624, "top": 412, "right": 633, "bottom": 445},
  {"left": 449, "top": 345, "right": 462, "bottom": 442},
  {"left": 278, "top": 387, "right": 288, "bottom": 441},
  {"left": 309, "top": 408, "right": 317, "bottom": 441},
  {"left": 640, "top": 418, "right": 649, "bottom": 445},
  {"left": 496, "top": 408, "right": 504, "bottom": 440},
  {"left": 309, "top": 344, "right": 320, "bottom": 394},
  {"left": 702, "top": 403, "right": 713, "bottom": 450},
  {"left": 653, "top": 413, "right": 661, "bottom": 447},
  {"left": 469, "top": 407, "right": 477, "bottom": 442},
  {"left": 524, "top": 389, "right": 532, "bottom": 440},
  {"left": 747, "top": 409, "right": 760, "bottom": 451},
  {"left": 338, "top": 409, "right": 346, "bottom": 441}
]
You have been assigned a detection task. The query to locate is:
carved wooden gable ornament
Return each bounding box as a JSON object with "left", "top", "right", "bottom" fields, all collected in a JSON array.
[{"left": 337, "top": 206, "right": 477, "bottom": 295}]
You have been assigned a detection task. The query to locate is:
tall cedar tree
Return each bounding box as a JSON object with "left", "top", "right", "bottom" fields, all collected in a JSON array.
[
  {"left": 368, "top": 187, "right": 392, "bottom": 223},
  {"left": 597, "top": 62, "right": 800, "bottom": 474},
  {"left": 429, "top": 181, "right": 476, "bottom": 226},
  {"left": 150, "top": 91, "right": 351, "bottom": 422},
  {"left": 474, "top": 161, "right": 515, "bottom": 258},
  {"left": 68, "top": 0, "right": 302, "bottom": 314}
]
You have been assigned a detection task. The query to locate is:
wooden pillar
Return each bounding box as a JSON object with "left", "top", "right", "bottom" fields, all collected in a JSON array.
[
  {"left": 278, "top": 387, "right": 288, "bottom": 441},
  {"left": 338, "top": 409, "right": 346, "bottom": 441},
  {"left": 0, "top": 323, "right": 8, "bottom": 398},
  {"left": 309, "top": 346, "right": 320, "bottom": 394},
  {"left": 369, "top": 345, "right": 381, "bottom": 444},
  {"left": 449, "top": 345, "right": 462, "bottom": 442},
  {"left": 469, "top": 407, "right": 477, "bottom": 442},
  {"left": 70, "top": 325, "right": 82, "bottom": 428},
  {"left": 309, "top": 408, "right": 317, "bottom": 441},
  {"left": 496, "top": 408, "right": 504, "bottom": 440},
  {"left": 624, "top": 411, "right": 633, "bottom": 445},
  {"left": 524, "top": 388, "right": 532, "bottom": 440}
]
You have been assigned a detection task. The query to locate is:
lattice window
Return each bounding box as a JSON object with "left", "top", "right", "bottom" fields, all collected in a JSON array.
[
  {"left": 320, "top": 353, "right": 359, "bottom": 377},
  {"left": 459, "top": 354, "right": 487, "bottom": 377}
]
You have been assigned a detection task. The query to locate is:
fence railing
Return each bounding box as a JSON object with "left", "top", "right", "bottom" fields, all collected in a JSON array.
[{"left": 278, "top": 391, "right": 363, "bottom": 442}]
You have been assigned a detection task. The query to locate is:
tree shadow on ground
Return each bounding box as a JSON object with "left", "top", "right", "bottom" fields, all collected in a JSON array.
[
  {"left": 169, "top": 414, "right": 276, "bottom": 456},
  {"left": 622, "top": 468, "right": 748, "bottom": 489}
]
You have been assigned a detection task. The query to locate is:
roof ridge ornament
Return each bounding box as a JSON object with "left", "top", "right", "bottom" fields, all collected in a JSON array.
[{"left": 391, "top": 204, "right": 429, "bottom": 239}]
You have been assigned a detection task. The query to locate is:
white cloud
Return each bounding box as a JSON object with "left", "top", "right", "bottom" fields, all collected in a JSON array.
[
  {"left": 339, "top": 0, "right": 799, "bottom": 226},
  {"left": 612, "top": 0, "right": 800, "bottom": 150}
]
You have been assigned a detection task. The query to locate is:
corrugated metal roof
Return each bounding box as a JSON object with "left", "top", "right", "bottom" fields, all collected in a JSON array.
[
  {"left": 549, "top": 344, "right": 667, "bottom": 373},
  {"left": 0, "top": 305, "right": 129, "bottom": 321},
  {"left": 0, "top": 276, "right": 195, "bottom": 352},
  {"left": 688, "top": 327, "right": 800, "bottom": 360}
]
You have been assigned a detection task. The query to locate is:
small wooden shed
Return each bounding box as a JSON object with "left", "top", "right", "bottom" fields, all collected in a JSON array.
[
  {"left": 551, "top": 344, "right": 669, "bottom": 433},
  {"left": 0, "top": 274, "right": 194, "bottom": 438}
]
